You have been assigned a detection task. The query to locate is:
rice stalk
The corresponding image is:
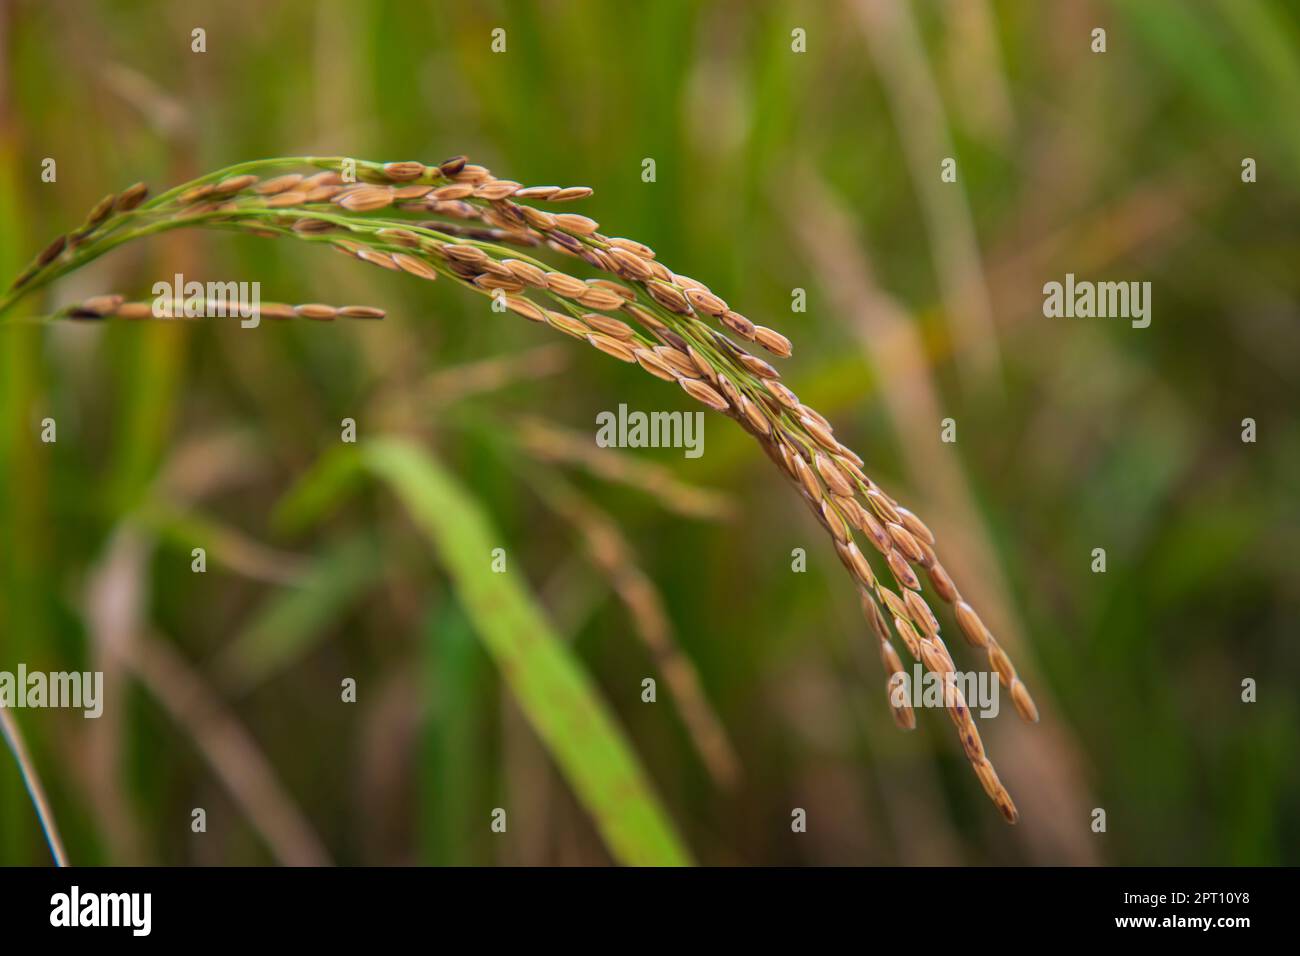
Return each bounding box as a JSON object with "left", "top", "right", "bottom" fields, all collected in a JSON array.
[
  {"left": 121, "top": 633, "right": 333, "bottom": 866},
  {"left": 513, "top": 417, "right": 735, "bottom": 522},
  {"left": 55, "top": 295, "right": 386, "bottom": 323},
  {"left": 0, "top": 156, "right": 1038, "bottom": 822},
  {"left": 0, "top": 705, "right": 69, "bottom": 866},
  {"left": 415, "top": 344, "right": 570, "bottom": 406},
  {"left": 528, "top": 468, "right": 741, "bottom": 789}
]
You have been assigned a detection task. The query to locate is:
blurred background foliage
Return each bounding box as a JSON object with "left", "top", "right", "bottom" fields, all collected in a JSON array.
[{"left": 1, "top": 0, "right": 1297, "bottom": 865}]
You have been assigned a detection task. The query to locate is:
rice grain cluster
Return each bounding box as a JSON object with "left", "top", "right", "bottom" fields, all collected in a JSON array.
[{"left": 0, "top": 155, "right": 1040, "bottom": 822}]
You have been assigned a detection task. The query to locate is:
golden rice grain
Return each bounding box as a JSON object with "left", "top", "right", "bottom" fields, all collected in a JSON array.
[
  {"left": 606, "top": 246, "right": 655, "bottom": 280},
  {"left": 115, "top": 302, "right": 155, "bottom": 320},
  {"left": 684, "top": 287, "right": 728, "bottom": 316},
  {"left": 647, "top": 280, "right": 692, "bottom": 314},
  {"left": 791, "top": 453, "right": 823, "bottom": 501},
  {"left": 890, "top": 614, "right": 922, "bottom": 659},
  {"left": 738, "top": 395, "right": 771, "bottom": 435},
  {"left": 474, "top": 274, "right": 525, "bottom": 292},
  {"left": 902, "top": 588, "right": 940, "bottom": 638},
  {"left": 392, "top": 184, "right": 433, "bottom": 200},
  {"left": 213, "top": 174, "right": 259, "bottom": 195},
  {"left": 877, "top": 587, "right": 907, "bottom": 624},
  {"left": 295, "top": 303, "right": 337, "bottom": 320},
  {"left": 442, "top": 244, "right": 489, "bottom": 265},
  {"left": 1010, "top": 679, "right": 1039, "bottom": 723},
  {"left": 606, "top": 236, "right": 656, "bottom": 259},
  {"left": 973, "top": 759, "right": 1019, "bottom": 824},
  {"left": 453, "top": 163, "right": 493, "bottom": 183},
  {"left": 644, "top": 258, "right": 673, "bottom": 281},
  {"left": 633, "top": 349, "right": 679, "bottom": 382},
  {"left": 433, "top": 183, "right": 475, "bottom": 201},
  {"left": 988, "top": 644, "right": 1016, "bottom": 687},
  {"left": 813, "top": 453, "right": 854, "bottom": 497},
  {"left": 81, "top": 294, "right": 124, "bottom": 315},
  {"left": 553, "top": 213, "right": 599, "bottom": 235},
  {"left": 653, "top": 346, "right": 699, "bottom": 379},
  {"left": 255, "top": 174, "right": 305, "bottom": 195},
  {"left": 384, "top": 253, "right": 433, "bottom": 280},
  {"left": 587, "top": 334, "right": 638, "bottom": 363},
  {"left": 382, "top": 161, "right": 427, "bottom": 181},
  {"left": 676, "top": 348, "right": 712, "bottom": 386},
  {"left": 305, "top": 184, "right": 343, "bottom": 202},
  {"left": 887, "top": 550, "right": 921, "bottom": 591},
  {"left": 886, "top": 672, "right": 917, "bottom": 730},
  {"left": 179, "top": 184, "right": 217, "bottom": 204},
  {"left": 543, "top": 272, "right": 590, "bottom": 298},
  {"left": 520, "top": 206, "right": 558, "bottom": 230},
  {"left": 335, "top": 186, "right": 394, "bottom": 212},
  {"left": 752, "top": 325, "right": 793, "bottom": 357},
  {"left": 588, "top": 278, "right": 636, "bottom": 300},
  {"left": 865, "top": 488, "right": 902, "bottom": 525},
  {"left": 582, "top": 312, "right": 636, "bottom": 340},
  {"left": 504, "top": 296, "right": 547, "bottom": 323},
  {"left": 720, "top": 310, "right": 757, "bottom": 339},
  {"left": 265, "top": 190, "right": 308, "bottom": 209},
  {"left": 338, "top": 306, "right": 386, "bottom": 319},
  {"left": 896, "top": 506, "right": 936, "bottom": 545},
  {"left": 836, "top": 539, "right": 877, "bottom": 589},
  {"left": 356, "top": 248, "right": 399, "bottom": 270},
  {"left": 953, "top": 601, "right": 991, "bottom": 648},
  {"left": 476, "top": 179, "right": 522, "bottom": 200},
  {"left": 886, "top": 522, "right": 925, "bottom": 563},
  {"left": 550, "top": 186, "right": 593, "bottom": 201},
  {"left": 544, "top": 309, "right": 592, "bottom": 338},
  {"left": 375, "top": 228, "right": 421, "bottom": 246},
  {"left": 500, "top": 258, "right": 548, "bottom": 287},
  {"left": 576, "top": 286, "right": 626, "bottom": 311},
  {"left": 926, "top": 562, "right": 959, "bottom": 604},
  {"left": 800, "top": 415, "right": 840, "bottom": 453},
  {"left": 716, "top": 375, "right": 744, "bottom": 409},
  {"left": 679, "top": 377, "right": 729, "bottom": 411}
]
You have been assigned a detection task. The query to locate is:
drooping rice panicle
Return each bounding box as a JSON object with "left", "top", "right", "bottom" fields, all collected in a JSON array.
[{"left": 0, "top": 155, "right": 1039, "bottom": 822}]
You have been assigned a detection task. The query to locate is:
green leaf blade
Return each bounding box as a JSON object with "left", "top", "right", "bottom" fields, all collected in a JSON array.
[{"left": 362, "top": 438, "right": 692, "bottom": 867}]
